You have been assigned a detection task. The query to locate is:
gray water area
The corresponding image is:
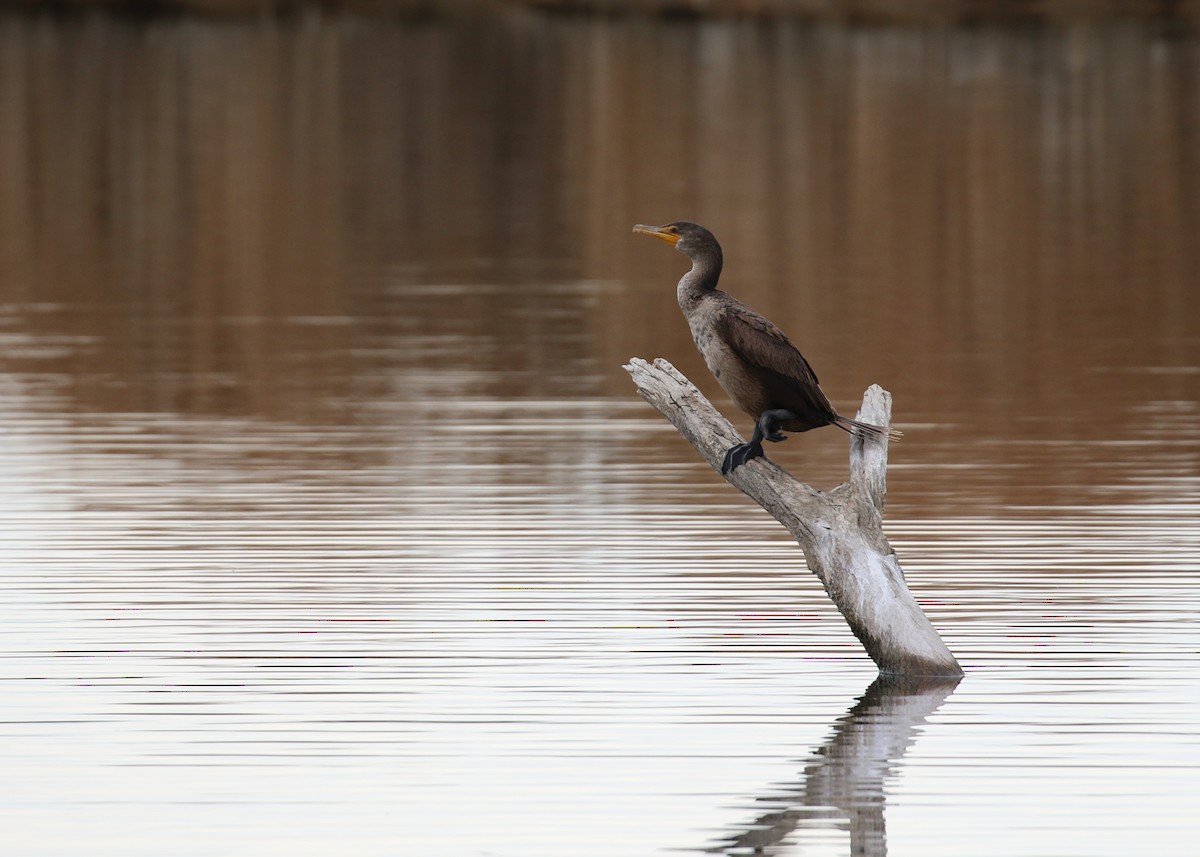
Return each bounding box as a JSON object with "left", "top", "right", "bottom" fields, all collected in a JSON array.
[{"left": 1, "top": 11, "right": 1199, "bottom": 857}]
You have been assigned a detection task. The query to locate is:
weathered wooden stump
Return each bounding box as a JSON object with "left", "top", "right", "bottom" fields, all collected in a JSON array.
[{"left": 625, "top": 357, "right": 961, "bottom": 678}]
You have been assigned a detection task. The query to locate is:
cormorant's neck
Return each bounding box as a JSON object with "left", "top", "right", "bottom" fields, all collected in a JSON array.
[{"left": 676, "top": 248, "right": 722, "bottom": 309}]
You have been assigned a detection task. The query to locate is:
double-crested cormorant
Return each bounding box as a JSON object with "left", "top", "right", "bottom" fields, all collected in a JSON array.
[{"left": 633, "top": 221, "right": 899, "bottom": 475}]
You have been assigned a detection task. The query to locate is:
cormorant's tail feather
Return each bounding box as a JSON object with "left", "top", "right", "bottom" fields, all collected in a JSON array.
[{"left": 831, "top": 414, "right": 903, "bottom": 441}]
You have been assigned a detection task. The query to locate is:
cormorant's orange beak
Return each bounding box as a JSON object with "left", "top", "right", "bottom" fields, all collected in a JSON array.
[{"left": 633, "top": 224, "right": 680, "bottom": 246}]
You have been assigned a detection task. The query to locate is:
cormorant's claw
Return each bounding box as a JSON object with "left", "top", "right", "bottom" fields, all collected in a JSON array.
[
  {"left": 721, "top": 441, "right": 764, "bottom": 475},
  {"left": 757, "top": 409, "right": 793, "bottom": 443}
]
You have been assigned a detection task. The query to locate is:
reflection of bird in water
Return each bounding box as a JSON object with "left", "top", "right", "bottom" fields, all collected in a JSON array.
[{"left": 634, "top": 221, "right": 900, "bottom": 475}]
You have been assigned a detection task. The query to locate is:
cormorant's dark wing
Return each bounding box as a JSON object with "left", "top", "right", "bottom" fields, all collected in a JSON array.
[
  {"left": 716, "top": 303, "right": 821, "bottom": 385},
  {"left": 715, "top": 302, "right": 837, "bottom": 422},
  {"left": 714, "top": 298, "right": 899, "bottom": 440}
]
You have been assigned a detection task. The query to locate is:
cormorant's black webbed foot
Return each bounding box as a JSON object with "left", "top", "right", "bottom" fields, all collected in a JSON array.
[
  {"left": 722, "top": 410, "right": 800, "bottom": 475},
  {"left": 721, "top": 441, "right": 764, "bottom": 475}
]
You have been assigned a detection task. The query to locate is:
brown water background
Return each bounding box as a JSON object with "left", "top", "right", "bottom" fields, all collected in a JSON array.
[{"left": 1, "top": 10, "right": 1198, "bottom": 857}]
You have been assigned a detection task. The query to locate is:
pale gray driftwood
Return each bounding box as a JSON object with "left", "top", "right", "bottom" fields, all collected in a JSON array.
[{"left": 624, "top": 357, "right": 961, "bottom": 678}]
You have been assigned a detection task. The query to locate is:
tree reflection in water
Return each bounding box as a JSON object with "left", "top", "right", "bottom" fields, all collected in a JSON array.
[{"left": 707, "top": 676, "right": 960, "bottom": 856}]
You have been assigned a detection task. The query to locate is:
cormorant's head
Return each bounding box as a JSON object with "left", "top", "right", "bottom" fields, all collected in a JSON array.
[{"left": 633, "top": 221, "right": 722, "bottom": 264}]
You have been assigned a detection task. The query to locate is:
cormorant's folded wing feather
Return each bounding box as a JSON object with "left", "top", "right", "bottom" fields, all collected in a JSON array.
[{"left": 715, "top": 303, "right": 822, "bottom": 387}]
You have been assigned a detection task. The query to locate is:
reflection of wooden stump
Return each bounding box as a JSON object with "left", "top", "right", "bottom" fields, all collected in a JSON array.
[
  {"left": 710, "top": 675, "right": 960, "bottom": 856},
  {"left": 625, "top": 358, "right": 961, "bottom": 678}
]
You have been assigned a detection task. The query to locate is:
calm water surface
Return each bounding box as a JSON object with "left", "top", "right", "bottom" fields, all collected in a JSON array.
[{"left": 1, "top": 11, "right": 1199, "bottom": 857}]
